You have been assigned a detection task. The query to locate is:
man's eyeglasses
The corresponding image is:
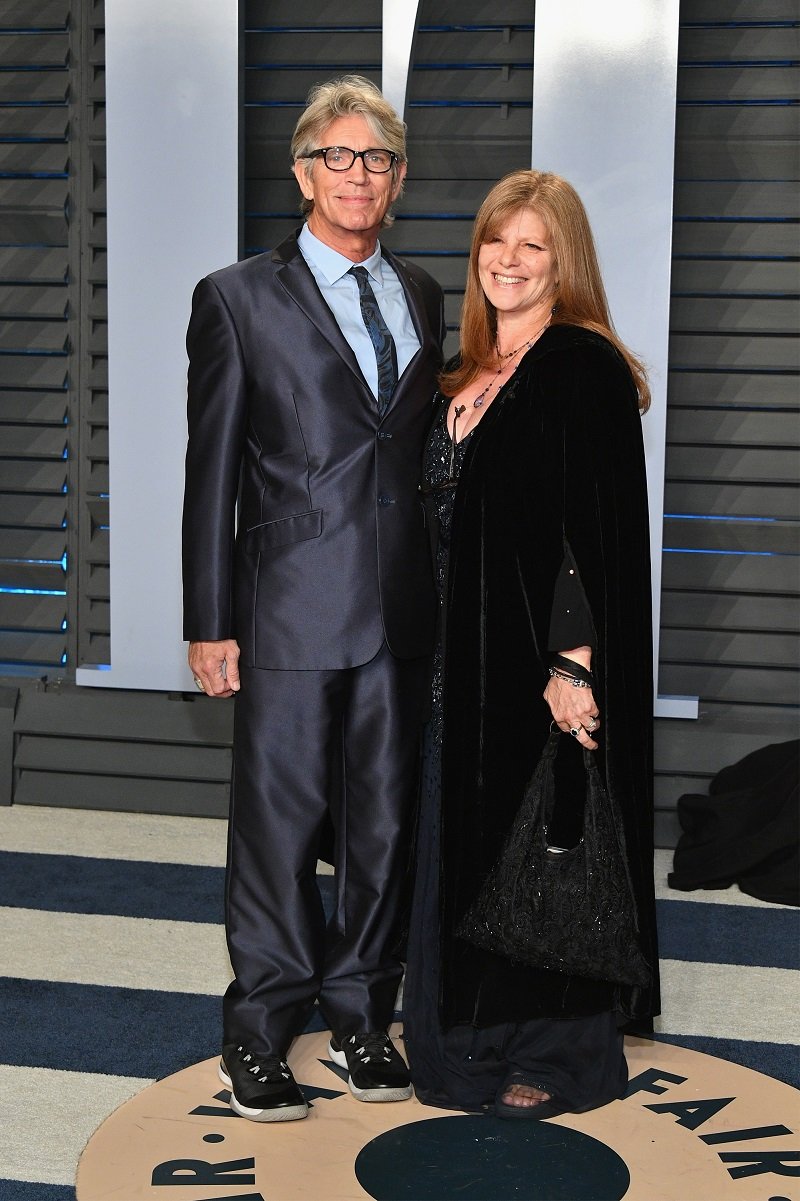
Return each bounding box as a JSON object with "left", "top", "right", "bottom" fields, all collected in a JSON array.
[{"left": 310, "top": 146, "right": 397, "bottom": 174}]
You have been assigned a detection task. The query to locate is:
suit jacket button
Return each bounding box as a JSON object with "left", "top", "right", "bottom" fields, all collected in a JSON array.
[{"left": 378, "top": 494, "right": 393, "bottom": 506}]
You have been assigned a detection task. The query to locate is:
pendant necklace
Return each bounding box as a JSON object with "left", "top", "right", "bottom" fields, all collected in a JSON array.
[{"left": 472, "top": 316, "right": 552, "bottom": 409}]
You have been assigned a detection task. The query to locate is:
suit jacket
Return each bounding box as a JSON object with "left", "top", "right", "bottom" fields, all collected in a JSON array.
[{"left": 182, "top": 231, "right": 446, "bottom": 669}]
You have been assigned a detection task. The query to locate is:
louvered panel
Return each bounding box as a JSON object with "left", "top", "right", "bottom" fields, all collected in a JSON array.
[
  {"left": 89, "top": 286, "right": 107, "bottom": 320},
  {"left": 660, "top": 628, "right": 798, "bottom": 668},
  {"left": 13, "top": 770, "right": 229, "bottom": 816},
  {"left": 664, "top": 0, "right": 800, "bottom": 840},
  {"left": 0, "top": 105, "right": 68, "bottom": 140},
  {"left": 0, "top": 461, "right": 66, "bottom": 492},
  {"left": 247, "top": 65, "right": 534, "bottom": 105},
  {"left": 0, "top": 356, "right": 68, "bottom": 389},
  {"left": 0, "top": 593, "right": 65, "bottom": 630},
  {"left": 663, "top": 481, "right": 799, "bottom": 521},
  {"left": 0, "top": 144, "right": 67, "bottom": 174},
  {"left": 15, "top": 734, "right": 230, "bottom": 780},
  {"left": 0, "top": 391, "right": 67, "bottom": 422},
  {"left": 1, "top": 426, "right": 67, "bottom": 458},
  {"left": 0, "top": 246, "right": 68, "bottom": 282},
  {"left": 659, "top": 663, "right": 799, "bottom": 707},
  {"left": 677, "top": 104, "right": 797, "bottom": 140},
  {"left": 662, "top": 550, "right": 798, "bottom": 595},
  {"left": 668, "top": 370, "right": 798, "bottom": 408},
  {"left": 678, "top": 27, "right": 799, "bottom": 60},
  {"left": 83, "top": 527, "right": 108, "bottom": 566},
  {"left": 0, "top": 632, "right": 65, "bottom": 665},
  {"left": 686, "top": 0, "right": 798, "bottom": 16},
  {"left": 78, "top": 0, "right": 110, "bottom": 669},
  {"left": 672, "top": 220, "right": 797, "bottom": 256},
  {"left": 671, "top": 296, "right": 798, "bottom": 334},
  {"left": 0, "top": 284, "right": 68, "bottom": 319},
  {"left": 87, "top": 321, "right": 108, "bottom": 356},
  {"left": 663, "top": 516, "right": 796, "bottom": 554},
  {"left": 405, "top": 68, "right": 533, "bottom": 104},
  {"left": 667, "top": 446, "right": 798, "bottom": 484},
  {"left": 674, "top": 139, "right": 795, "bottom": 180},
  {"left": 0, "top": 68, "right": 67, "bottom": 102},
  {"left": 0, "top": 561, "right": 65, "bottom": 593},
  {"left": 673, "top": 179, "right": 799, "bottom": 219},
  {"left": 14, "top": 679, "right": 232, "bottom": 743},
  {"left": 654, "top": 705, "right": 799, "bottom": 777},
  {"left": 245, "top": 31, "right": 380, "bottom": 68},
  {"left": 85, "top": 460, "right": 108, "bottom": 494},
  {"left": 0, "top": 321, "right": 69, "bottom": 352},
  {"left": 0, "top": 3, "right": 75, "bottom": 676},
  {"left": 386, "top": 218, "right": 477, "bottom": 254},
  {"left": 248, "top": 0, "right": 378, "bottom": 18},
  {"left": 0, "top": 32, "right": 68, "bottom": 68},
  {"left": 0, "top": 529, "right": 66, "bottom": 561},
  {"left": 678, "top": 65, "right": 800, "bottom": 102},
  {"left": 667, "top": 408, "right": 798, "bottom": 447},
  {"left": 661, "top": 590, "right": 798, "bottom": 632},
  {"left": 85, "top": 563, "right": 108, "bottom": 599},
  {"left": 668, "top": 333, "right": 798, "bottom": 371},
  {"left": 0, "top": 1, "right": 68, "bottom": 23},
  {"left": 400, "top": 254, "right": 469, "bottom": 291},
  {"left": 0, "top": 495, "right": 66, "bottom": 528},
  {"left": 671, "top": 260, "right": 799, "bottom": 295}
]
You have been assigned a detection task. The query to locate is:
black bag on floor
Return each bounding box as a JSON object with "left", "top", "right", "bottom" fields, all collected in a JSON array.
[{"left": 669, "top": 739, "right": 799, "bottom": 907}]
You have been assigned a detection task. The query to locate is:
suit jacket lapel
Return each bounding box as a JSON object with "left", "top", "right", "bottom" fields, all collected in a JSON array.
[
  {"left": 381, "top": 247, "right": 436, "bottom": 412},
  {"left": 383, "top": 246, "right": 432, "bottom": 351},
  {"left": 271, "top": 234, "right": 368, "bottom": 392}
]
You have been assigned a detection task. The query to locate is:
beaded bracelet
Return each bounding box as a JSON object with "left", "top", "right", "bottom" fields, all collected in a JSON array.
[{"left": 548, "top": 667, "right": 592, "bottom": 689}]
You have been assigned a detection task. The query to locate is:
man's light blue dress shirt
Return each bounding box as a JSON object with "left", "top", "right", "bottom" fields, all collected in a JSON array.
[{"left": 298, "top": 224, "right": 421, "bottom": 403}]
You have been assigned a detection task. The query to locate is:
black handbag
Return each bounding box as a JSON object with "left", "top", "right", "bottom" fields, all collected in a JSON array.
[{"left": 455, "top": 731, "right": 651, "bottom": 987}]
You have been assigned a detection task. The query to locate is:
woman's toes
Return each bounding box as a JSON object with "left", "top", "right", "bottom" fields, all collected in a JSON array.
[{"left": 501, "top": 1083, "right": 551, "bottom": 1107}]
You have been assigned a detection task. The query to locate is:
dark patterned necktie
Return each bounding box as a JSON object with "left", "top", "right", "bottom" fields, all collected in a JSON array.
[{"left": 349, "top": 266, "right": 399, "bottom": 415}]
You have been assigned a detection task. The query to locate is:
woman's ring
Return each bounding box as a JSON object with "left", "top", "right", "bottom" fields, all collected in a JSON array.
[
  {"left": 569, "top": 726, "right": 581, "bottom": 737},
  {"left": 194, "top": 677, "right": 204, "bottom": 692}
]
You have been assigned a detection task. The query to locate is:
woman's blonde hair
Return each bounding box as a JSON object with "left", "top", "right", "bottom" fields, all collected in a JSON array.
[
  {"left": 291, "top": 75, "right": 407, "bottom": 227},
  {"left": 442, "top": 170, "right": 650, "bottom": 411}
]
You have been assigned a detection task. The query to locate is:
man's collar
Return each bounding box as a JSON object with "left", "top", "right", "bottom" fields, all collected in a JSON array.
[{"left": 298, "top": 224, "right": 384, "bottom": 286}]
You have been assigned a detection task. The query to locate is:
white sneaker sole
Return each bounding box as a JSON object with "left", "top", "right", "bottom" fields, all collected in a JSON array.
[
  {"left": 218, "top": 1061, "right": 308, "bottom": 1122},
  {"left": 327, "top": 1040, "right": 413, "bottom": 1102}
]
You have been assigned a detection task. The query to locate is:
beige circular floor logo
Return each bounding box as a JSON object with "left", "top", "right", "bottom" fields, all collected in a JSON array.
[{"left": 76, "top": 1029, "right": 799, "bottom": 1201}]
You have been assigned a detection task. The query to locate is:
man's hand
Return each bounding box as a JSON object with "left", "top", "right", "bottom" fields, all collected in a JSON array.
[{"left": 188, "top": 639, "right": 241, "bottom": 697}]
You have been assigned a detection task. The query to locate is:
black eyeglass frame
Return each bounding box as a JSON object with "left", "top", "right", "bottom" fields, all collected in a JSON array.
[{"left": 309, "top": 146, "right": 398, "bottom": 174}]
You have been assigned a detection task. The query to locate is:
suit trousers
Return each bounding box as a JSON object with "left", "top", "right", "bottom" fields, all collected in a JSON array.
[{"left": 223, "top": 641, "right": 430, "bottom": 1057}]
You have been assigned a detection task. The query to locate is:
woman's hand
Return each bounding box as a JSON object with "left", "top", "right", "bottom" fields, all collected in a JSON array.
[{"left": 543, "top": 675, "right": 600, "bottom": 750}]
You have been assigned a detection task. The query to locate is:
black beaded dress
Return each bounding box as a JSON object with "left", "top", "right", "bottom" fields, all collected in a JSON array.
[{"left": 402, "top": 397, "right": 628, "bottom": 1115}]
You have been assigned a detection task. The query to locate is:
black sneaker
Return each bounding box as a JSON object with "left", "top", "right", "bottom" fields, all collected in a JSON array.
[
  {"left": 218, "top": 1044, "right": 308, "bottom": 1122},
  {"left": 328, "top": 1031, "right": 413, "bottom": 1102}
]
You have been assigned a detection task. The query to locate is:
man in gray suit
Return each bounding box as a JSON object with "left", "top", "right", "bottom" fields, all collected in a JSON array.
[{"left": 182, "top": 76, "right": 445, "bottom": 1122}]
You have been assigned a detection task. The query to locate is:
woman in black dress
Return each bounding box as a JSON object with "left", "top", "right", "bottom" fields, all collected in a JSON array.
[{"left": 403, "top": 170, "right": 660, "bottom": 1118}]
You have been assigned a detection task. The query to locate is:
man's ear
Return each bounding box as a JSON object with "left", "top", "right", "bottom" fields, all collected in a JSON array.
[
  {"left": 292, "top": 159, "right": 314, "bottom": 201},
  {"left": 391, "top": 161, "right": 408, "bottom": 202}
]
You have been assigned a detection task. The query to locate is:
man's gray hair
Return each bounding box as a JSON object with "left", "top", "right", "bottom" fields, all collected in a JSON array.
[{"left": 291, "top": 75, "right": 407, "bottom": 225}]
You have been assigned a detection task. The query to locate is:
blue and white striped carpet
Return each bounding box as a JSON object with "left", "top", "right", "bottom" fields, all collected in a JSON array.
[{"left": 1, "top": 804, "right": 798, "bottom": 1199}]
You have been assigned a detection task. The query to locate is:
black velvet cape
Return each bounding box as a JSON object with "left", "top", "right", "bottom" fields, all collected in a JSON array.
[{"left": 438, "top": 324, "right": 660, "bottom": 1027}]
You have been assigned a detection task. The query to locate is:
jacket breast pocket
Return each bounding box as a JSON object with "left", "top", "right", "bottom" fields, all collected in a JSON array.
[{"left": 246, "top": 509, "right": 323, "bottom": 551}]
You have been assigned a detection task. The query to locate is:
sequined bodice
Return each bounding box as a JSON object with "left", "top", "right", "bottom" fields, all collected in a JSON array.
[
  {"left": 425, "top": 400, "right": 473, "bottom": 596},
  {"left": 424, "top": 400, "right": 473, "bottom": 745}
]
